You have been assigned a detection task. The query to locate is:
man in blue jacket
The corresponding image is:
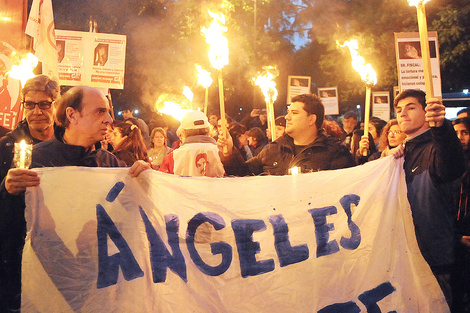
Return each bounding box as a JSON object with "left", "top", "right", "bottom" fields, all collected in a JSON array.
[{"left": 394, "top": 89, "right": 465, "bottom": 307}]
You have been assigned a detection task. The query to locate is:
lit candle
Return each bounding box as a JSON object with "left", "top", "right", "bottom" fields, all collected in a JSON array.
[
  {"left": 19, "top": 140, "right": 27, "bottom": 169},
  {"left": 289, "top": 166, "right": 300, "bottom": 175}
]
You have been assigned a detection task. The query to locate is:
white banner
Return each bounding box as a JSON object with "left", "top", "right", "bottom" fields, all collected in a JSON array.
[{"left": 22, "top": 157, "right": 449, "bottom": 312}]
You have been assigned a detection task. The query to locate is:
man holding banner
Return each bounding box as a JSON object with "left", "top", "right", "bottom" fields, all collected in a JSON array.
[
  {"left": 220, "top": 93, "right": 355, "bottom": 175},
  {"left": 1, "top": 85, "right": 150, "bottom": 312},
  {"left": 394, "top": 89, "right": 465, "bottom": 307}
]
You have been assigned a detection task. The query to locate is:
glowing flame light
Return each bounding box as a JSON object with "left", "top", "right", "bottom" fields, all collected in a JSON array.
[
  {"left": 183, "top": 86, "right": 194, "bottom": 102},
  {"left": 201, "top": 11, "right": 229, "bottom": 70},
  {"left": 159, "top": 102, "right": 192, "bottom": 121},
  {"left": 338, "top": 40, "right": 377, "bottom": 86},
  {"left": 407, "top": 0, "right": 430, "bottom": 6},
  {"left": 196, "top": 64, "right": 212, "bottom": 88},
  {"left": 253, "top": 67, "right": 279, "bottom": 103},
  {"left": 8, "top": 53, "right": 38, "bottom": 87}
]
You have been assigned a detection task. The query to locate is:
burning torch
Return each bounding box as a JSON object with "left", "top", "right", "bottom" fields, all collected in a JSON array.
[
  {"left": 201, "top": 11, "right": 229, "bottom": 145},
  {"left": 338, "top": 40, "right": 377, "bottom": 156},
  {"left": 254, "top": 66, "right": 279, "bottom": 141}
]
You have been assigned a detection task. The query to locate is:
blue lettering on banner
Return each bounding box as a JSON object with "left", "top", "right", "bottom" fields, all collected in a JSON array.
[
  {"left": 140, "top": 208, "right": 187, "bottom": 283},
  {"left": 309, "top": 206, "right": 340, "bottom": 257},
  {"left": 105, "top": 181, "right": 125, "bottom": 202},
  {"left": 96, "top": 183, "right": 362, "bottom": 284},
  {"left": 317, "top": 301, "right": 361, "bottom": 313},
  {"left": 269, "top": 215, "right": 309, "bottom": 267},
  {"left": 231, "top": 219, "right": 275, "bottom": 278},
  {"left": 186, "top": 212, "right": 233, "bottom": 276},
  {"left": 339, "top": 195, "right": 361, "bottom": 250},
  {"left": 358, "top": 282, "right": 396, "bottom": 313},
  {"left": 318, "top": 282, "right": 396, "bottom": 312},
  {"left": 96, "top": 204, "right": 144, "bottom": 288}
]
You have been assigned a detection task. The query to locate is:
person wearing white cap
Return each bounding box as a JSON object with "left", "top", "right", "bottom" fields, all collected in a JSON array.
[{"left": 159, "top": 111, "right": 225, "bottom": 177}]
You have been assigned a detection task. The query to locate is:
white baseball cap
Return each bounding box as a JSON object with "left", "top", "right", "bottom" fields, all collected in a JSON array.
[{"left": 180, "top": 110, "right": 210, "bottom": 130}]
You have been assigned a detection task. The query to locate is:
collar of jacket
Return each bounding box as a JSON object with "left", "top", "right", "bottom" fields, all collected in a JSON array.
[
  {"left": 53, "top": 127, "right": 97, "bottom": 162},
  {"left": 183, "top": 135, "right": 217, "bottom": 145},
  {"left": 275, "top": 130, "right": 328, "bottom": 152}
]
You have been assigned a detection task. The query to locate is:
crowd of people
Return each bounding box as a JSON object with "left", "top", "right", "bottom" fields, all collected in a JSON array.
[{"left": 0, "top": 75, "right": 469, "bottom": 312}]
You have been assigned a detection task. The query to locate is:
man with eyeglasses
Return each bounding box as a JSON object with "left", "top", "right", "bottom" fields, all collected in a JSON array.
[
  {"left": 0, "top": 75, "right": 59, "bottom": 312},
  {"left": 0, "top": 75, "right": 59, "bottom": 182}
]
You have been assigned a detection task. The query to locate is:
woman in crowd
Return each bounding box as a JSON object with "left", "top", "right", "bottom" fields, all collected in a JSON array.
[
  {"left": 229, "top": 123, "right": 253, "bottom": 161},
  {"left": 111, "top": 121, "right": 149, "bottom": 166},
  {"left": 368, "top": 117, "right": 387, "bottom": 149},
  {"left": 372, "top": 119, "right": 406, "bottom": 159},
  {"left": 148, "top": 127, "right": 172, "bottom": 170},
  {"left": 356, "top": 119, "right": 406, "bottom": 164},
  {"left": 247, "top": 127, "right": 268, "bottom": 157}
]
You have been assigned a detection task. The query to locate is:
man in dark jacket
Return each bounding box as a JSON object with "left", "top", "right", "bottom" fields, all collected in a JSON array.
[
  {"left": 0, "top": 75, "right": 59, "bottom": 312},
  {"left": 220, "top": 94, "right": 355, "bottom": 175},
  {"left": 1, "top": 85, "right": 149, "bottom": 312},
  {"left": 394, "top": 89, "right": 466, "bottom": 307}
]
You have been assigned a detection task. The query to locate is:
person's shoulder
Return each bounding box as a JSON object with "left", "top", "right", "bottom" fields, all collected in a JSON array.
[
  {"left": 33, "top": 138, "right": 56, "bottom": 151},
  {"left": 97, "top": 149, "right": 127, "bottom": 167}
]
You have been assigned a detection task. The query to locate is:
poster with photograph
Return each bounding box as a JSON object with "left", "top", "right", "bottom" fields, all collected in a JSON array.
[
  {"left": 318, "top": 87, "right": 339, "bottom": 115},
  {"left": 287, "top": 75, "right": 311, "bottom": 104},
  {"left": 55, "top": 30, "right": 126, "bottom": 89},
  {"left": 395, "top": 32, "right": 441, "bottom": 97},
  {"left": 372, "top": 91, "right": 390, "bottom": 121}
]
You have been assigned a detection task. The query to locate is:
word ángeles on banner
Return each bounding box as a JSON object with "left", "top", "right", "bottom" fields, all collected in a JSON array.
[{"left": 97, "top": 182, "right": 361, "bottom": 285}]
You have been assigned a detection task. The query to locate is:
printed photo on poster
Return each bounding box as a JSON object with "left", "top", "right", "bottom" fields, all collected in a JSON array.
[
  {"left": 93, "top": 43, "right": 109, "bottom": 66},
  {"left": 56, "top": 40, "right": 65, "bottom": 63}
]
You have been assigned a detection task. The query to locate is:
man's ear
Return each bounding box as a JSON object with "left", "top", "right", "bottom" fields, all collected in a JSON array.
[
  {"left": 309, "top": 114, "right": 317, "bottom": 127},
  {"left": 65, "top": 107, "right": 78, "bottom": 125}
]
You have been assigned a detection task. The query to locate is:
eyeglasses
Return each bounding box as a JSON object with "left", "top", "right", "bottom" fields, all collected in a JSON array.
[
  {"left": 23, "top": 101, "right": 53, "bottom": 110},
  {"left": 387, "top": 131, "right": 403, "bottom": 136}
]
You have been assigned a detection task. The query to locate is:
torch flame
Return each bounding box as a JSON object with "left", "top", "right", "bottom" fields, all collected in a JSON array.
[
  {"left": 183, "top": 86, "right": 194, "bottom": 102},
  {"left": 338, "top": 40, "right": 377, "bottom": 86},
  {"left": 195, "top": 64, "right": 213, "bottom": 88},
  {"left": 159, "top": 102, "right": 192, "bottom": 121},
  {"left": 7, "top": 53, "right": 38, "bottom": 87},
  {"left": 407, "top": 0, "right": 430, "bottom": 7},
  {"left": 253, "top": 67, "right": 279, "bottom": 103},
  {"left": 201, "top": 11, "right": 229, "bottom": 70},
  {"left": 155, "top": 93, "right": 192, "bottom": 121}
]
